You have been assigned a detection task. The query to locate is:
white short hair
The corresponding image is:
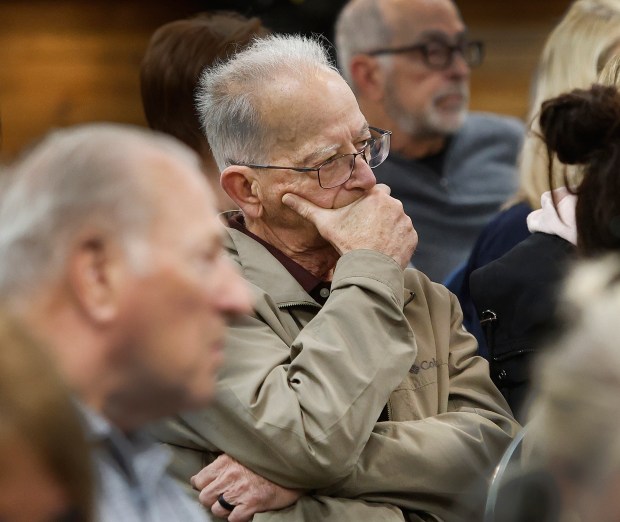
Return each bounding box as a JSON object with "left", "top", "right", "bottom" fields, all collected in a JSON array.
[
  {"left": 0, "top": 123, "right": 200, "bottom": 300},
  {"left": 196, "top": 34, "right": 339, "bottom": 172}
]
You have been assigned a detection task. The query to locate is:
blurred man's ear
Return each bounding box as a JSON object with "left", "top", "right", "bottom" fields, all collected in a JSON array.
[
  {"left": 221, "top": 166, "right": 264, "bottom": 219},
  {"left": 349, "top": 54, "right": 387, "bottom": 102},
  {"left": 68, "top": 233, "right": 123, "bottom": 324}
]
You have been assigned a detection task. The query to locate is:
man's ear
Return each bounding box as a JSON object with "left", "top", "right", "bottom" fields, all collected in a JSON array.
[
  {"left": 349, "top": 54, "right": 387, "bottom": 102},
  {"left": 221, "top": 166, "right": 264, "bottom": 219},
  {"left": 68, "top": 234, "right": 123, "bottom": 325}
]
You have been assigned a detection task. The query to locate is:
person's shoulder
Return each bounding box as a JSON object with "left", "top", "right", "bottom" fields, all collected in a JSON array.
[
  {"left": 473, "top": 232, "right": 574, "bottom": 287},
  {"left": 404, "top": 267, "right": 453, "bottom": 304},
  {"left": 469, "top": 202, "right": 532, "bottom": 267},
  {"left": 465, "top": 112, "right": 525, "bottom": 136},
  {"left": 484, "top": 203, "right": 532, "bottom": 239},
  {"left": 449, "top": 112, "right": 524, "bottom": 159}
]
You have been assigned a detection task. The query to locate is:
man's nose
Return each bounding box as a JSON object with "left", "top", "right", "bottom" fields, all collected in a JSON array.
[
  {"left": 447, "top": 50, "right": 470, "bottom": 78},
  {"left": 347, "top": 154, "right": 377, "bottom": 190}
]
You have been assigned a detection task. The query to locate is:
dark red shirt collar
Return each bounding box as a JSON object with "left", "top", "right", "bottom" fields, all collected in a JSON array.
[{"left": 227, "top": 213, "right": 331, "bottom": 304}]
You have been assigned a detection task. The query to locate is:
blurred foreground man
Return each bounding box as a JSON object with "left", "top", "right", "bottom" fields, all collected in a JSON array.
[
  {"left": 155, "top": 35, "right": 519, "bottom": 522},
  {"left": 0, "top": 124, "right": 252, "bottom": 522},
  {"left": 336, "top": 0, "right": 524, "bottom": 281}
]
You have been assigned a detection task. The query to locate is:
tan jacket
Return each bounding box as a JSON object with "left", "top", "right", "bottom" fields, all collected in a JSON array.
[{"left": 154, "top": 226, "right": 520, "bottom": 521}]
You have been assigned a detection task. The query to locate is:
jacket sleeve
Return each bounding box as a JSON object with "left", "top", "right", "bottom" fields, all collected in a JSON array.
[
  {"left": 156, "top": 250, "right": 418, "bottom": 489},
  {"left": 317, "top": 291, "right": 521, "bottom": 520}
]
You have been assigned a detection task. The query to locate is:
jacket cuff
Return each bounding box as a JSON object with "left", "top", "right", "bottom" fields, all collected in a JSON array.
[{"left": 332, "top": 250, "right": 405, "bottom": 307}]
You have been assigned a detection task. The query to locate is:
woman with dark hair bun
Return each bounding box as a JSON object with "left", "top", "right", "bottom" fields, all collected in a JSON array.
[
  {"left": 448, "top": 0, "right": 620, "bottom": 355},
  {"left": 470, "top": 57, "right": 620, "bottom": 422},
  {"left": 540, "top": 84, "right": 620, "bottom": 255},
  {"left": 140, "top": 11, "right": 270, "bottom": 212}
]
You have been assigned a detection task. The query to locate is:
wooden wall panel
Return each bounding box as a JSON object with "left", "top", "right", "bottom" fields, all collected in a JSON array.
[
  {"left": 0, "top": 0, "right": 203, "bottom": 161},
  {"left": 0, "top": 0, "right": 572, "bottom": 161},
  {"left": 461, "top": 0, "right": 571, "bottom": 119}
]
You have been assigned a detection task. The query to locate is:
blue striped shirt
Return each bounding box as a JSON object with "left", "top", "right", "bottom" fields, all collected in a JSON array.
[{"left": 81, "top": 407, "right": 211, "bottom": 522}]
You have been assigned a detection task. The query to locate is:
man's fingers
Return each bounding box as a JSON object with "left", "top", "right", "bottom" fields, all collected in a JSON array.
[
  {"left": 228, "top": 505, "right": 254, "bottom": 522},
  {"left": 210, "top": 493, "right": 255, "bottom": 521},
  {"left": 209, "top": 501, "right": 253, "bottom": 522},
  {"left": 375, "top": 183, "right": 391, "bottom": 195},
  {"left": 207, "top": 487, "right": 238, "bottom": 515},
  {"left": 197, "top": 477, "right": 222, "bottom": 507},
  {"left": 191, "top": 467, "right": 216, "bottom": 490},
  {"left": 191, "top": 454, "right": 232, "bottom": 489},
  {"left": 281, "top": 193, "right": 319, "bottom": 221},
  {"left": 210, "top": 500, "right": 230, "bottom": 519}
]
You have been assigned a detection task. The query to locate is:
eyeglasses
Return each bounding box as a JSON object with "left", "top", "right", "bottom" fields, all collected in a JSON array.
[
  {"left": 366, "top": 40, "right": 484, "bottom": 70},
  {"left": 231, "top": 126, "right": 392, "bottom": 189}
]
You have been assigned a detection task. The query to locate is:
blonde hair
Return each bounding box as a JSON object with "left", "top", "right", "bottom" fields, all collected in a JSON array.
[
  {"left": 515, "top": 0, "right": 620, "bottom": 209},
  {"left": 598, "top": 51, "right": 620, "bottom": 86}
]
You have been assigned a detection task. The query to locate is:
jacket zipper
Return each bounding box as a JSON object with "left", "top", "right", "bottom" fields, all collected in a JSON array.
[
  {"left": 492, "top": 347, "right": 536, "bottom": 362},
  {"left": 278, "top": 301, "right": 322, "bottom": 310}
]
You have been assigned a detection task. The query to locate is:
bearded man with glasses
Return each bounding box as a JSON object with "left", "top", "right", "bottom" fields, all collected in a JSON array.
[
  {"left": 153, "top": 34, "right": 519, "bottom": 522},
  {"left": 335, "top": 0, "right": 524, "bottom": 283}
]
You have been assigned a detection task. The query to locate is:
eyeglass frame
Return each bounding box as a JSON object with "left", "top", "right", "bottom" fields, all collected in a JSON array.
[
  {"left": 229, "top": 126, "right": 392, "bottom": 189},
  {"left": 365, "top": 39, "right": 485, "bottom": 70}
]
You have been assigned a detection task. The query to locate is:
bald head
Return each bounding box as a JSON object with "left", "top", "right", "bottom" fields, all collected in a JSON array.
[{"left": 335, "top": 0, "right": 463, "bottom": 86}]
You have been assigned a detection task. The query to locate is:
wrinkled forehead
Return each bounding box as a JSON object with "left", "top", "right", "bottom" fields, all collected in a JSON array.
[{"left": 257, "top": 68, "right": 366, "bottom": 162}]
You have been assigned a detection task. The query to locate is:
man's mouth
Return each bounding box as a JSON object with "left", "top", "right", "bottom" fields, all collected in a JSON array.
[{"left": 436, "top": 92, "right": 466, "bottom": 109}]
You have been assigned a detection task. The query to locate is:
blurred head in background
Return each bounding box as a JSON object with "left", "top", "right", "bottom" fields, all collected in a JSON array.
[
  {"left": 526, "top": 254, "right": 620, "bottom": 522},
  {"left": 140, "top": 11, "right": 270, "bottom": 211},
  {"left": 0, "top": 123, "right": 252, "bottom": 432},
  {"left": 335, "top": 0, "right": 479, "bottom": 158}
]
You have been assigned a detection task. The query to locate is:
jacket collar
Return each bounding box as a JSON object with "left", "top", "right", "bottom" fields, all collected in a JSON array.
[{"left": 224, "top": 225, "right": 320, "bottom": 307}]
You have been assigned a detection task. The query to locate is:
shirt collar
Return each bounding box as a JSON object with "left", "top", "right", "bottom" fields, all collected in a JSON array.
[
  {"left": 76, "top": 401, "right": 113, "bottom": 442},
  {"left": 226, "top": 212, "right": 331, "bottom": 304},
  {"left": 77, "top": 402, "right": 172, "bottom": 491}
]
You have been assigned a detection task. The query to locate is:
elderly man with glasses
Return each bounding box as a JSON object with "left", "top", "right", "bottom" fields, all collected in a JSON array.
[
  {"left": 153, "top": 34, "right": 519, "bottom": 522},
  {"left": 335, "top": 0, "right": 525, "bottom": 283}
]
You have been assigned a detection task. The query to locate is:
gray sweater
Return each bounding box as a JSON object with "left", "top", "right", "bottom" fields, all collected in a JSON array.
[{"left": 375, "top": 112, "right": 524, "bottom": 282}]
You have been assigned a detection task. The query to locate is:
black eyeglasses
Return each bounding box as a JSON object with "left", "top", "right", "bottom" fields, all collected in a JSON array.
[
  {"left": 366, "top": 40, "right": 484, "bottom": 70},
  {"left": 230, "top": 126, "right": 392, "bottom": 189}
]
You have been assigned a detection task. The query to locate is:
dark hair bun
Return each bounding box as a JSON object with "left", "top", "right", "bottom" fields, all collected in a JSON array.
[{"left": 539, "top": 84, "right": 620, "bottom": 165}]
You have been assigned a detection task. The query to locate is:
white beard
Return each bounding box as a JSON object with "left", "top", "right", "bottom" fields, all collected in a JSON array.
[{"left": 385, "top": 82, "right": 469, "bottom": 139}]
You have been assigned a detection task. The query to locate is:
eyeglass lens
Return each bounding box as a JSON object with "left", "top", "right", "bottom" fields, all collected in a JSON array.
[
  {"left": 425, "top": 41, "right": 482, "bottom": 69},
  {"left": 318, "top": 132, "right": 390, "bottom": 188}
]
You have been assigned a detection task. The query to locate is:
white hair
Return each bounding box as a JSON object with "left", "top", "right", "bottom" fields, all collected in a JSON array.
[
  {"left": 0, "top": 123, "right": 200, "bottom": 301},
  {"left": 196, "top": 34, "right": 339, "bottom": 172},
  {"left": 334, "top": 0, "right": 394, "bottom": 87}
]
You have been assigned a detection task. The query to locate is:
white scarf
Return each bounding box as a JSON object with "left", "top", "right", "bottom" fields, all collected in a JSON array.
[{"left": 526, "top": 188, "right": 577, "bottom": 246}]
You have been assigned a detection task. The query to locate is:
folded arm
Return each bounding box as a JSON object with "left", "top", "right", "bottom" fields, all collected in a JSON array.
[
  {"left": 158, "top": 250, "right": 418, "bottom": 488},
  {"left": 318, "top": 292, "right": 520, "bottom": 519}
]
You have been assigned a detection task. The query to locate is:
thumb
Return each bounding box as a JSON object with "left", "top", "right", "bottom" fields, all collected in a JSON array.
[{"left": 281, "top": 193, "right": 321, "bottom": 222}]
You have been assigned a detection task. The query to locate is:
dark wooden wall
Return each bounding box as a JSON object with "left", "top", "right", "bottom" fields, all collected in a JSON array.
[{"left": 0, "top": 0, "right": 571, "bottom": 161}]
